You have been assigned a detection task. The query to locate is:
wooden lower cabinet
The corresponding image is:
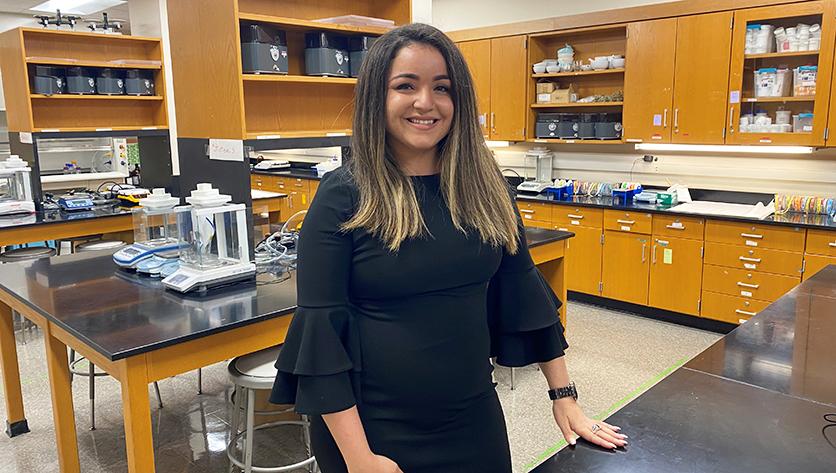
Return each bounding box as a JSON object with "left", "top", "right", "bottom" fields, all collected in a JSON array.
[
  {"left": 602, "top": 230, "right": 650, "bottom": 305},
  {"left": 648, "top": 236, "right": 703, "bottom": 316},
  {"left": 803, "top": 254, "right": 836, "bottom": 281},
  {"left": 556, "top": 225, "right": 602, "bottom": 295},
  {"left": 701, "top": 291, "right": 770, "bottom": 324},
  {"left": 704, "top": 241, "right": 804, "bottom": 277},
  {"left": 702, "top": 264, "right": 799, "bottom": 301}
]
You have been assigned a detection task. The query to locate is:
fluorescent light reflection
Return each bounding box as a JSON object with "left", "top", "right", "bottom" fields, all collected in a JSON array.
[{"left": 634, "top": 143, "right": 814, "bottom": 154}]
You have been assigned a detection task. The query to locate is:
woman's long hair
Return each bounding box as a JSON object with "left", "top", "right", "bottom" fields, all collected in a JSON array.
[{"left": 343, "top": 23, "right": 520, "bottom": 254}]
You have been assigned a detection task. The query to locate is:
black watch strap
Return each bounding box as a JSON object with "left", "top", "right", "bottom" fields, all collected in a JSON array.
[{"left": 548, "top": 382, "right": 578, "bottom": 401}]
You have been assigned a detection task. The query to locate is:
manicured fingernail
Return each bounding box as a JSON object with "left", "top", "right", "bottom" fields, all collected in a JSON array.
[
  {"left": 570, "top": 439, "right": 576, "bottom": 446},
  {"left": 621, "top": 434, "right": 629, "bottom": 439},
  {"left": 613, "top": 426, "right": 621, "bottom": 431}
]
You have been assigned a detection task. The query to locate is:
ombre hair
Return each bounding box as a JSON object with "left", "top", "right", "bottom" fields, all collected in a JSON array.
[{"left": 343, "top": 23, "right": 520, "bottom": 254}]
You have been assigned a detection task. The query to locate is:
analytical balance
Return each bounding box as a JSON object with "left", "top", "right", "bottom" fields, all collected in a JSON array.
[
  {"left": 516, "top": 147, "right": 555, "bottom": 193},
  {"left": 0, "top": 155, "right": 36, "bottom": 216},
  {"left": 162, "top": 184, "right": 256, "bottom": 293},
  {"left": 113, "top": 188, "right": 183, "bottom": 269}
]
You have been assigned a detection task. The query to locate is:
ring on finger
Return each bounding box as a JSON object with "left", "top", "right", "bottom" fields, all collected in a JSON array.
[{"left": 591, "top": 423, "right": 601, "bottom": 433}]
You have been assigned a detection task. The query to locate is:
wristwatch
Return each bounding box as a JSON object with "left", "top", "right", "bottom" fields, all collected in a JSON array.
[{"left": 548, "top": 382, "right": 578, "bottom": 401}]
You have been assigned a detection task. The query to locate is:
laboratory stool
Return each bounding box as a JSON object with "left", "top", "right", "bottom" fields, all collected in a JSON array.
[
  {"left": 0, "top": 247, "right": 56, "bottom": 344},
  {"left": 75, "top": 239, "right": 126, "bottom": 252},
  {"left": 227, "top": 345, "right": 317, "bottom": 473}
]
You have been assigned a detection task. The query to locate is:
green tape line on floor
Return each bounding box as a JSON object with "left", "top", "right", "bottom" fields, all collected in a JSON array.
[{"left": 523, "top": 356, "right": 689, "bottom": 472}]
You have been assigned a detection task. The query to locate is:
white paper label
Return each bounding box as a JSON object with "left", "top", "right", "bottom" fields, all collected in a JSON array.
[
  {"left": 669, "top": 222, "right": 684, "bottom": 229},
  {"left": 479, "top": 114, "right": 486, "bottom": 126},
  {"left": 759, "top": 138, "right": 772, "bottom": 143},
  {"left": 256, "top": 134, "right": 281, "bottom": 140},
  {"left": 524, "top": 214, "right": 532, "bottom": 219},
  {"left": 326, "top": 132, "right": 348, "bottom": 137},
  {"left": 19, "top": 132, "right": 32, "bottom": 144},
  {"left": 564, "top": 140, "right": 576, "bottom": 143},
  {"left": 208, "top": 139, "right": 244, "bottom": 162},
  {"left": 739, "top": 318, "right": 748, "bottom": 324},
  {"left": 744, "top": 263, "right": 757, "bottom": 269},
  {"left": 803, "top": 125, "right": 813, "bottom": 132},
  {"left": 730, "top": 90, "right": 740, "bottom": 104},
  {"left": 141, "top": 126, "right": 158, "bottom": 130},
  {"left": 741, "top": 290, "right": 753, "bottom": 297},
  {"left": 537, "top": 93, "right": 552, "bottom": 102},
  {"left": 745, "top": 240, "right": 758, "bottom": 247},
  {"left": 621, "top": 225, "right": 631, "bottom": 231},
  {"left": 571, "top": 220, "right": 580, "bottom": 226},
  {"left": 40, "top": 128, "right": 60, "bottom": 132},
  {"left": 663, "top": 248, "right": 673, "bottom": 264},
  {"left": 653, "top": 114, "right": 662, "bottom": 126},
  {"left": 95, "top": 127, "right": 113, "bottom": 132}
]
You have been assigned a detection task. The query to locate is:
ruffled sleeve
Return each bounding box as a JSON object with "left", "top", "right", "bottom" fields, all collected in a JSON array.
[
  {"left": 487, "top": 201, "right": 569, "bottom": 368},
  {"left": 270, "top": 168, "right": 361, "bottom": 415}
]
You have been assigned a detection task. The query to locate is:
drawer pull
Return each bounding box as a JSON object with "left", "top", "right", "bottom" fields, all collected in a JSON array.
[
  {"left": 740, "top": 233, "right": 763, "bottom": 239},
  {"left": 737, "top": 282, "right": 760, "bottom": 289},
  {"left": 739, "top": 256, "right": 761, "bottom": 263},
  {"left": 567, "top": 214, "right": 584, "bottom": 219},
  {"left": 617, "top": 219, "right": 636, "bottom": 225},
  {"left": 735, "top": 309, "right": 756, "bottom": 316},
  {"left": 641, "top": 241, "right": 647, "bottom": 263},
  {"left": 665, "top": 224, "right": 685, "bottom": 230},
  {"left": 829, "top": 242, "right": 836, "bottom": 247},
  {"left": 519, "top": 209, "right": 535, "bottom": 214}
]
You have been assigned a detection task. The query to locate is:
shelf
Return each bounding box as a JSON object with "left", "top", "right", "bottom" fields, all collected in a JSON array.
[
  {"left": 237, "top": 13, "right": 390, "bottom": 35},
  {"left": 531, "top": 101, "right": 623, "bottom": 108},
  {"left": 20, "top": 27, "right": 161, "bottom": 43},
  {"left": 41, "top": 171, "right": 128, "bottom": 184},
  {"left": 741, "top": 96, "right": 815, "bottom": 103},
  {"left": 33, "top": 126, "right": 167, "bottom": 133},
  {"left": 246, "top": 129, "right": 353, "bottom": 140},
  {"left": 30, "top": 94, "right": 164, "bottom": 101},
  {"left": 242, "top": 74, "right": 357, "bottom": 85},
  {"left": 532, "top": 68, "right": 625, "bottom": 78},
  {"left": 25, "top": 58, "right": 162, "bottom": 69},
  {"left": 527, "top": 138, "right": 625, "bottom": 144},
  {"left": 744, "top": 50, "right": 820, "bottom": 59}
]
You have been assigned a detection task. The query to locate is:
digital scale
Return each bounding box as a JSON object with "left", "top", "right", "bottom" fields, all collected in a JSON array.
[
  {"left": 516, "top": 147, "right": 555, "bottom": 194},
  {"left": 58, "top": 196, "right": 94, "bottom": 211},
  {"left": 162, "top": 261, "right": 257, "bottom": 293},
  {"left": 253, "top": 160, "right": 291, "bottom": 171},
  {"left": 113, "top": 188, "right": 183, "bottom": 270},
  {"left": 0, "top": 155, "right": 36, "bottom": 216}
]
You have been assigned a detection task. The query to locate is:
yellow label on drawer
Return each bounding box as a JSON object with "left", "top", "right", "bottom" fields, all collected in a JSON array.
[{"left": 663, "top": 248, "right": 673, "bottom": 264}]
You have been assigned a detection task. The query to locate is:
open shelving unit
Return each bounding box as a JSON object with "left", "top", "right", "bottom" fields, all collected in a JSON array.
[
  {"left": 167, "top": 0, "right": 410, "bottom": 141},
  {"left": 0, "top": 27, "right": 169, "bottom": 132},
  {"left": 526, "top": 24, "right": 627, "bottom": 144}
]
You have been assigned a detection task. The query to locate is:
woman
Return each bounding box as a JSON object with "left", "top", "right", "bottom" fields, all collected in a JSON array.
[{"left": 271, "top": 23, "right": 627, "bottom": 472}]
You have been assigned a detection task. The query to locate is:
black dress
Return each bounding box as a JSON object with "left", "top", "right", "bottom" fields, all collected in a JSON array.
[{"left": 270, "top": 167, "right": 568, "bottom": 473}]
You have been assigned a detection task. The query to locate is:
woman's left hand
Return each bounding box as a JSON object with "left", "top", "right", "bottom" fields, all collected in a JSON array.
[{"left": 552, "top": 397, "right": 628, "bottom": 450}]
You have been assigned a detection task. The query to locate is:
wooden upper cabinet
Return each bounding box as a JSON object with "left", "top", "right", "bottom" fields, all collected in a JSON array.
[
  {"left": 489, "top": 35, "right": 527, "bottom": 141},
  {"left": 623, "top": 18, "right": 677, "bottom": 143},
  {"left": 727, "top": 1, "right": 836, "bottom": 146},
  {"left": 672, "top": 12, "right": 733, "bottom": 144},
  {"left": 458, "top": 40, "right": 492, "bottom": 137}
]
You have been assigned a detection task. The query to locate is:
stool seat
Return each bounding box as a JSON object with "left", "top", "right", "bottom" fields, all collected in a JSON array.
[
  {"left": 76, "top": 240, "right": 126, "bottom": 252},
  {"left": 229, "top": 345, "right": 281, "bottom": 390},
  {"left": 0, "top": 247, "right": 56, "bottom": 262}
]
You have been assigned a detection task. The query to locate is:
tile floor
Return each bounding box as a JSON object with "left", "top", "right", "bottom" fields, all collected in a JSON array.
[{"left": 0, "top": 301, "right": 721, "bottom": 472}]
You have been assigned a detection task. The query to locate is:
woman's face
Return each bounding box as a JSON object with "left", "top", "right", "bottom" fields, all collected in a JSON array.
[{"left": 385, "top": 43, "right": 454, "bottom": 160}]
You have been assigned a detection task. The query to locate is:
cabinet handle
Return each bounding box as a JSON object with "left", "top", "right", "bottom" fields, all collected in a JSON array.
[
  {"left": 673, "top": 108, "right": 679, "bottom": 130},
  {"left": 829, "top": 242, "right": 836, "bottom": 247},
  {"left": 641, "top": 242, "right": 647, "bottom": 263},
  {"left": 740, "top": 232, "right": 763, "bottom": 239},
  {"left": 665, "top": 224, "right": 685, "bottom": 230},
  {"left": 519, "top": 209, "right": 535, "bottom": 214},
  {"left": 491, "top": 112, "right": 496, "bottom": 131},
  {"left": 737, "top": 281, "right": 760, "bottom": 289},
  {"left": 652, "top": 244, "right": 657, "bottom": 264},
  {"left": 617, "top": 219, "right": 636, "bottom": 225},
  {"left": 735, "top": 309, "right": 756, "bottom": 316},
  {"left": 739, "top": 256, "right": 761, "bottom": 263},
  {"left": 654, "top": 239, "right": 669, "bottom": 245},
  {"left": 567, "top": 214, "right": 584, "bottom": 219},
  {"left": 663, "top": 109, "right": 668, "bottom": 128},
  {"left": 728, "top": 106, "right": 735, "bottom": 133}
]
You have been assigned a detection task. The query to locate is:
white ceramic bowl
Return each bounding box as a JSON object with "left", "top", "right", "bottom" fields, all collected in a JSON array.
[
  {"left": 590, "top": 58, "right": 609, "bottom": 70},
  {"left": 543, "top": 59, "right": 558, "bottom": 66},
  {"left": 533, "top": 63, "right": 547, "bottom": 74},
  {"left": 546, "top": 64, "right": 561, "bottom": 73},
  {"left": 610, "top": 58, "right": 625, "bottom": 68}
]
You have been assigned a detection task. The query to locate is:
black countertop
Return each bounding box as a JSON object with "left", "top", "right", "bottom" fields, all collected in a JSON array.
[
  {"left": 517, "top": 193, "right": 836, "bottom": 230},
  {"left": 0, "top": 227, "right": 567, "bottom": 361},
  {"left": 533, "top": 265, "right": 836, "bottom": 472},
  {"left": 251, "top": 168, "right": 323, "bottom": 180},
  {"left": 0, "top": 205, "right": 132, "bottom": 232}
]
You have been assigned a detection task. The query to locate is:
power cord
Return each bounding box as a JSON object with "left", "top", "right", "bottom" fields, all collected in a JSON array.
[{"left": 254, "top": 210, "right": 308, "bottom": 273}]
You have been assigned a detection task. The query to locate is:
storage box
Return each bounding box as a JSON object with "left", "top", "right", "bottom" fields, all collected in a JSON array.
[
  {"left": 536, "top": 85, "right": 575, "bottom": 104},
  {"left": 536, "top": 82, "right": 556, "bottom": 94},
  {"left": 793, "top": 66, "right": 817, "bottom": 96}
]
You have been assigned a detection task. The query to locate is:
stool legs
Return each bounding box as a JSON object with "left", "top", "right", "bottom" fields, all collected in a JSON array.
[
  {"left": 245, "top": 388, "right": 256, "bottom": 472},
  {"left": 89, "top": 361, "right": 96, "bottom": 430},
  {"left": 198, "top": 368, "right": 203, "bottom": 394}
]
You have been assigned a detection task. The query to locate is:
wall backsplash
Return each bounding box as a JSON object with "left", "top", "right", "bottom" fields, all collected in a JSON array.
[{"left": 494, "top": 144, "right": 836, "bottom": 198}]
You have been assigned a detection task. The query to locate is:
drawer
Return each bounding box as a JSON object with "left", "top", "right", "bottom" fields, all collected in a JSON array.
[
  {"left": 704, "top": 242, "right": 803, "bottom": 277},
  {"left": 803, "top": 254, "right": 836, "bottom": 281},
  {"left": 701, "top": 291, "right": 771, "bottom": 324},
  {"left": 604, "top": 209, "right": 652, "bottom": 234},
  {"left": 702, "top": 264, "right": 799, "bottom": 301},
  {"left": 517, "top": 201, "right": 553, "bottom": 223},
  {"left": 552, "top": 206, "right": 603, "bottom": 227},
  {"left": 251, "top": 175, "right": 264, "bottom": 188},
  {"left": 652, "top": 214, "right": 704, "bottom": 240},
  {"left": 705, "top": 220, "right": 804, "bottom": 251},
  {"left": 805, "top": 229, "right": 836, "bottom": 256}
]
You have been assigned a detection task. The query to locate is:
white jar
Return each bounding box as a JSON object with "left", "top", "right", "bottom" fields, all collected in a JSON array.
[{"left": 776, "top": 110, "right": 792, "bottom": 125}]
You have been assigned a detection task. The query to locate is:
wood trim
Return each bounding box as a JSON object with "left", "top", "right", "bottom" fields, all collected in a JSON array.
[
  {"left": 0, "top": 29, "right": 34, "bottom": 132},
  {"left": 19, "top": 27, "right": 161, "bottom": 43},
  {"left": 0, "top": 214, "right": 132, "bottom": 247},
  {"left": 0, "top": 286, "right": 49, "bottom": 328},
  {"left": 145, "top": 314, "right": 292, "bottom": 382},
  {"left": 445, "top": 0, "right": 816, "bottom": 42},
  {"left": 49, "top": 322, "right": 121, "bottom": 377},
  {"left": 529, "top": 239, "right": 567, "bottom": 265},
  {"left": 0, "top": 302, "right": 26, "bottom": 424}
]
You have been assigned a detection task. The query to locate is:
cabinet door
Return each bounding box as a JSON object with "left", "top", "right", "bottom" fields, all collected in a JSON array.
[
  {"left": 458, "top": 40, "right": 492, "bottom": 137},
  {"left": 602, "top": 230, "right": 650, "bottom": 305},
  {"left": 489, "top": 35, "right": 527, "bottom": 141},
  {"left": 556, "top": 225, "right": 602, "bottom": 295},
  {"left": 623, "top": 18, "right": 677, "bottom": 143},
  {"left": 803, "top": 254, "right": 836, "bottom": 281},
  {"left": 728, "top": 1, "right": 835, "bottom": 146},
  {"left": 648, "top": 236, "right": 703, "bottom": 315},
  {"left": 672, "top": 12, "right": 733, "bottom": 144}
]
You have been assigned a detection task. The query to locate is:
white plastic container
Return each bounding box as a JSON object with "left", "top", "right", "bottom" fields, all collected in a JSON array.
[
  {"left": 793, "top": 113, "right": 813, "bottom": 133},
  {"left": 793, "top": 65, "right": 817, "bottom": 96},
  {"left": 775, "top": 109, "right": 792, "bottom": 125},
  {"left": 754, "top": 68, "right": 792, "bottom": 97}
]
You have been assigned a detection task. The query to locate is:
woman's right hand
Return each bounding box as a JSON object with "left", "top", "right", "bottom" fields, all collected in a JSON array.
[{"left": 348, "top": 453, "right": 403, "bottom": 473}]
